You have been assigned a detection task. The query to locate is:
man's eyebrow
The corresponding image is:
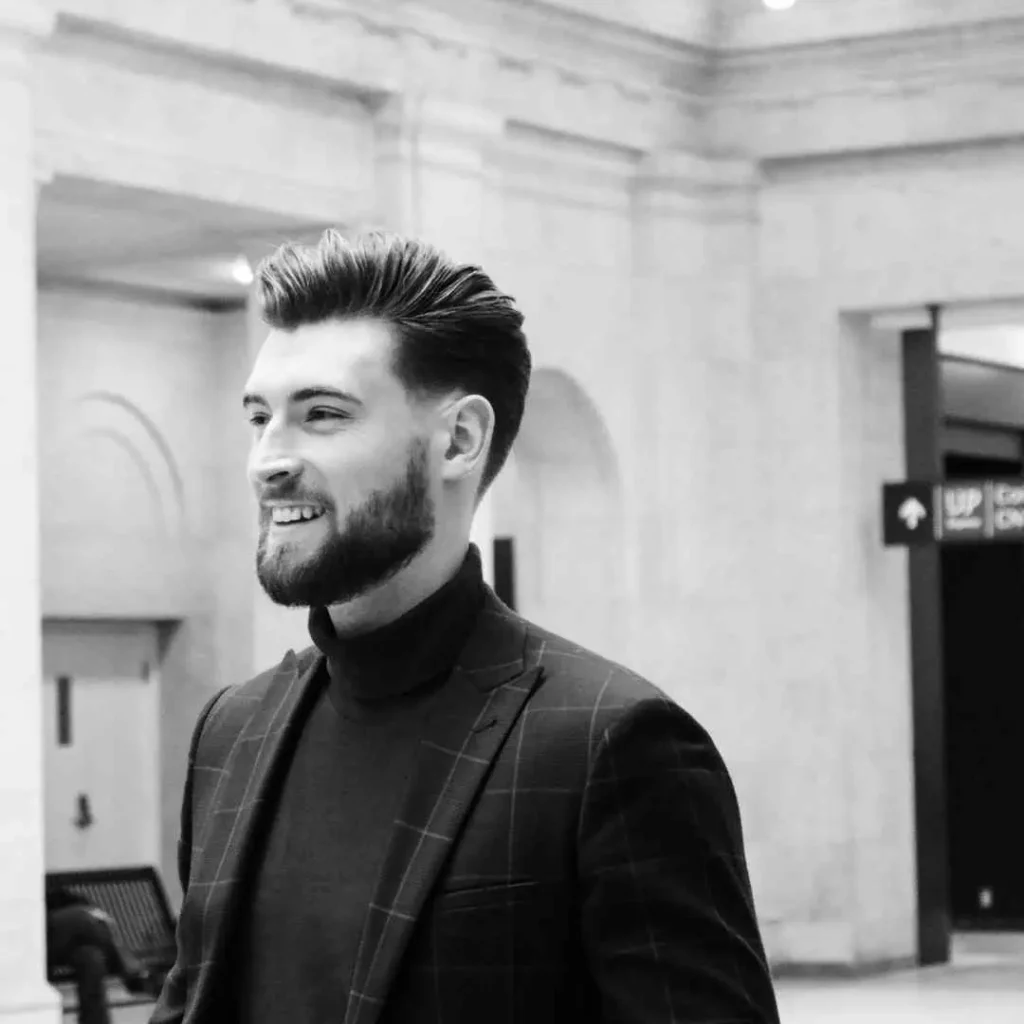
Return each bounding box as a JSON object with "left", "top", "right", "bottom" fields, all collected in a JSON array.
[{"left": 241, "top": 387, "right": 364, "bottom": 409}]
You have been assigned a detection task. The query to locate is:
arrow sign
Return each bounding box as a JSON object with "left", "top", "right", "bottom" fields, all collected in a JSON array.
[
  {"left": 883, "top": 483, "right": 936, "bottom": 546},
  {"left": 898, "top": 497, "right": 928, "bottom": 531}
]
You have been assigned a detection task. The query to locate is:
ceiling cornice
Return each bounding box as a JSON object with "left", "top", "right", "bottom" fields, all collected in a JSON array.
[
  {"left": 711, "top": 14, "right": 1024, "bottom": 160},
  {"left": 720, "top": 0, "right": 1024, "bottom": 52},
  {"left": 289, "top": 0, "right": 712, "bottom": 100},
  {"left": 49, "top": 0, "right": 1024, "bottom": 162},
  {"left": 716, "top": 15, "right": 1024, "bottom": 99}
]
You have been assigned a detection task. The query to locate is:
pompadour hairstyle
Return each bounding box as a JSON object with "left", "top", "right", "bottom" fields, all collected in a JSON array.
[{"left": 256, "top": 229, "right": 531, "bottom": 492}]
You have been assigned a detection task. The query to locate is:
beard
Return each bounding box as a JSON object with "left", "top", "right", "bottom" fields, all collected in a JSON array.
[{"left": 255, "top": 438, "right": 435, "bottom": 608}]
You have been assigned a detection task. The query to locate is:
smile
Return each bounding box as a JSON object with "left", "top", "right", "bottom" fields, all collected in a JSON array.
[{"left": 269, "top": 505, "right": 326, "bottom": 525}]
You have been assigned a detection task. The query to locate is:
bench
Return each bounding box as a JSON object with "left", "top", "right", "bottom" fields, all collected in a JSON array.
[{"left": 46, "top": 866, "right": 176, "bottom": 1013}]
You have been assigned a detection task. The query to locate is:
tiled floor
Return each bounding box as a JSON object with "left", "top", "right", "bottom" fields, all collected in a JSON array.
[{"left": 107, "top": 934, "right": 1024, "bottom": 1023}]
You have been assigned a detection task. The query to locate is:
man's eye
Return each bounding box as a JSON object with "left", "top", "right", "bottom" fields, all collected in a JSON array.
[
  {"left": 248, "top": 413, "right": 269, "bottom": 428},
  {"left": 308, "top": 408, "right": 347, "bottom": 422}
]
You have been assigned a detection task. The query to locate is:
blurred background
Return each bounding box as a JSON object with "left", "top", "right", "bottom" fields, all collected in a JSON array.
[{"left": 3, "top": 0, "right": 1024, "bottom": 1019}]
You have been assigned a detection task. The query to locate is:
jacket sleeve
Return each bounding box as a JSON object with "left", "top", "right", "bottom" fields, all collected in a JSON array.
[
  {"left": 577, "top": 695, "right": 780, "bottom": 1023},
  {"left": 149, "top": 687, "right": 231, "bottom": 1024}
]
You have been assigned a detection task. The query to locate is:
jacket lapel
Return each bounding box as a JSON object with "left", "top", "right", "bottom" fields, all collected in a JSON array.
[
  {"left": 187, "top": 648, "right": 325, "bottom": 1021},
  {"left": 345, "top": 595, "right": 543, "bottom": 1024}
]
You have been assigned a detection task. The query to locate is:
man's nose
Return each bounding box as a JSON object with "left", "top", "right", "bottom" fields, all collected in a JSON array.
[{"left": 249, "top": 450, "right": 303, "bottom": 488}]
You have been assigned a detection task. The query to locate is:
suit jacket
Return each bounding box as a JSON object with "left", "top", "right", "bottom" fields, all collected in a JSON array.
[{"left": 151, "top": 588, "right": 779, "bottom": 1024}]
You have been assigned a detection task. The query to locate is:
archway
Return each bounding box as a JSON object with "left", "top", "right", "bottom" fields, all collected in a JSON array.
[{"left": 491, "top": 367, "right": 626, "bottom": 660}]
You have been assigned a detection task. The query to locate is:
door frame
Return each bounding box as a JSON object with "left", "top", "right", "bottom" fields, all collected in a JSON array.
[{"left": 901, "top": 316, "right": 952, "bottom": 966}]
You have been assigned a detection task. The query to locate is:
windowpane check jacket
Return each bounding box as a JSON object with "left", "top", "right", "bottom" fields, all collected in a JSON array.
[{"left": 151, "top": 589, "right": 780, "bottom": 1024}]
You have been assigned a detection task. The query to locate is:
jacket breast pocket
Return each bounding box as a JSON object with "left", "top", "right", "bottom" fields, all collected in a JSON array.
[
  {"left": 434, "top": 879, "right": 546, "bottom": 912},
  {"left": 425, "top": 880, "right": 567, "bottom": 968}
]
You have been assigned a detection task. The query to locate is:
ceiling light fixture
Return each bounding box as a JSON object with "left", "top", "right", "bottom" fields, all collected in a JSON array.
[
  {"left": 231, "top": 256, "right": 254, "bottom": 287},
  {"left": 763, "top": 0, "right": 797, "bottom": 10}
]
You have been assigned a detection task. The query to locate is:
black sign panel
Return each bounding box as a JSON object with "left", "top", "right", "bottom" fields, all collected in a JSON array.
[
  {"left": 883, "top": 482, "right": 937, "bottom": 547},
  {"left": 884, "top": 479, "right": 1024, "bottom": 546}
]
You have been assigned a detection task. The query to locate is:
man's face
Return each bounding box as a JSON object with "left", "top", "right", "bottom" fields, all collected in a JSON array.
[{"left": 243, "top": 318, "right": 436, "bottom": 607}]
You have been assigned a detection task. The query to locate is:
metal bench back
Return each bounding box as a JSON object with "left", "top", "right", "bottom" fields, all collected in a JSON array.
[{"left": 46, "top": 866, "right": 177, "bottom": 981}]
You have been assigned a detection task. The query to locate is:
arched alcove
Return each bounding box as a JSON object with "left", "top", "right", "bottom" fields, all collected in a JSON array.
[
  {"left": 43, "top": 391, "right": 186, "bottom": 538},
  {"left": 491, "top": 367, "right": 626, "bottom": 660}
]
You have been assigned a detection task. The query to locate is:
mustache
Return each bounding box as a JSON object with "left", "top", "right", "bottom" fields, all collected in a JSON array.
[{"left": 259, "top": 484, "right": 332, "bottom": 508}]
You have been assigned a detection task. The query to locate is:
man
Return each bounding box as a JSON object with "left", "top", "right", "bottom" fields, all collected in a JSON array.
[
  {"left": 47, "top": 885, "right": 161, "bottom": 1024},
  {"left": 152, "top": 230, "right": 779, "bottom": 1024}
]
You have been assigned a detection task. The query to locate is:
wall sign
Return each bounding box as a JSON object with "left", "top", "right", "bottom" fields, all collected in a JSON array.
[{"left": 883, "top": 480, "right": 1024, "bottom": 546}]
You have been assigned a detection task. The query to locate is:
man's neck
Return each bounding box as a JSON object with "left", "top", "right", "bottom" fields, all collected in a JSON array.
[{"left": 326, "top": 540, "right": 470, "bottom": 638}]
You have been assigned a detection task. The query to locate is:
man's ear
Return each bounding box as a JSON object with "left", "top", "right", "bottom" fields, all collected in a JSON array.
[{"left": 440, "top": 394, "right": 494, "bottom": 484}]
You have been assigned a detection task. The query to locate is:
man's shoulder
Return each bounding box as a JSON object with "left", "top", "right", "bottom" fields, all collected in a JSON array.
[
  {"left": 519, "top": 616, "right": 669, "bottom": 713},
  {"left": 514, "top": 617, "right": 727, "bottom": 777},
  {"left": 500, "top": 614, "right": 718, "bottom": 772}
]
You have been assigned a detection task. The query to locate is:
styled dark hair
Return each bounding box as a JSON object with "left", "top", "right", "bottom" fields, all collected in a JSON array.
[{"left": 256, "top": 229, "right": 531, "bottom": 492}]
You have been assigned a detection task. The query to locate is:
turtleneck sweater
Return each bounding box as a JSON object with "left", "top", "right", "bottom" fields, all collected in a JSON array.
[{"left": 229, "top": 547, "right": 485, "bottom": 1023}]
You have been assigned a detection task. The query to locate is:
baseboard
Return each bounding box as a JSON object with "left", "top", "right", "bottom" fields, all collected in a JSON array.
[{"left": 771, "top": 955, "right": 919, "bottom": 980}]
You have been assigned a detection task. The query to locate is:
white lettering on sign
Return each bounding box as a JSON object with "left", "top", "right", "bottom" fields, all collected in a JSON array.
[
  {"left": 945, "top": 487, "right": 984, "bottom": 518},
  {"left": 994, "top": 483, "right": 1024, "bottom": 507},
  {"left": 946, "top": 518, "right": 984, "bottom": 532},
  {"left": 995, "top": 507, "right": 1024, "bottom": 531}
]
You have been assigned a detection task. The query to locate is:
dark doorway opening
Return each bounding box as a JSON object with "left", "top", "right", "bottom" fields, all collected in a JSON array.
[
  {"left": 493, "top": 536, "right": 516, "bottom": 612},
  {"left": 942, "top": 452, "right": 1024, "bottom": 930}
]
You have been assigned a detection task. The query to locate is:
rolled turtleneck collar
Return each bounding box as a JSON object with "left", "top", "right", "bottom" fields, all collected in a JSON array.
[{"left": 307, "top": 545, "right": 485, "bottom": 708}]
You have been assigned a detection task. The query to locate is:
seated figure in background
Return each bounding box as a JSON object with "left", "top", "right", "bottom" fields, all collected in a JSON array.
[{"left": 46, "top": 886, "right": 161, "bottom": 1024}]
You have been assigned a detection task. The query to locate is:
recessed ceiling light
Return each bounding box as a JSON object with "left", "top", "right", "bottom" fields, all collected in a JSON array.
[
  {"left": 231, "top": 256, "right": 254, "bottom": 286},
  {"left": 763, "top": 0, "right": 797, "bottom": 10}
]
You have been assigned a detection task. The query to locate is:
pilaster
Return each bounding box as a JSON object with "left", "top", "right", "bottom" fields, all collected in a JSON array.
[
  {"left": 373, "top": 94, "right": 503, "bottom": 261},
  {"left": 0, "top": 1, "right": 62, "bottom": 1019},
  {"left": 628, "top": 147, "right": 761, "bottom": 554},
  {"left": 626, "top": 148, "right": 771, "bottom": 897}
]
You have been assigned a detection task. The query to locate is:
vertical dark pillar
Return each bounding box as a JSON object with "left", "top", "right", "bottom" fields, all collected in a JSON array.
[
  {"left": 493, "top": 537, "right": 516, "bottom": 611},
  {"left": 902, "top": 307, "right": 951, "bottom": 966}
]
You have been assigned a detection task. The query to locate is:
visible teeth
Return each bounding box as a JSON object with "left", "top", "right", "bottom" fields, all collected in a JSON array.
[{"left": 271, "top": 506, "right": 323, "bottom": 524}]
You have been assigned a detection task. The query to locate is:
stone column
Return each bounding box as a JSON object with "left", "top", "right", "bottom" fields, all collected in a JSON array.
[
  {"left": 374, "top": 95, "right": 504, "bottom": 585},
  {"left": 630, "top": 148, "right": 781, "bottom": 940},
  {"left": 628, "top": 149, "right": 762, "bottom": 694},
  {"left": 0, "top": 2, "right": 61, "bottom": 1021}
]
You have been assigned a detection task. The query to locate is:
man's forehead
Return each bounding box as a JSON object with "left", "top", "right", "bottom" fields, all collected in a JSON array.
[{"left": 244, "top": 319, "right": 397, "bottom": 401}]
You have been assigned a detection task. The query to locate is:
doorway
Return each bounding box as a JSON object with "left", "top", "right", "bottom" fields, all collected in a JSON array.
[
  {"left": 42, "top": 620, "right": 161, "bottom": 871},
  {"left": 942, "top": 453, "right": 1024, "bottom": 928}
]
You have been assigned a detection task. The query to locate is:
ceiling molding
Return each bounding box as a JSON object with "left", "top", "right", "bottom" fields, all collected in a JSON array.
[
  {"left": 720, "top": 0, "right": 1024, "bottom": 52},
  {"left": 40, "top": 224, "right": 305, "bottom": 276},
  {"left": 48, "top": 0, "right": 1024, "bottom": 166},
  {"left": 716, "top": 15, "right": 1024, "bottom": 102},
  {"left": 54, "top": 0, "right": 710, "bottom": 153},
  {"left": 37, "top": 273, "right": 244, "bottom": 312},
  {"left": 712, "top": 15, "right": 1024, "bottom": 161}
]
